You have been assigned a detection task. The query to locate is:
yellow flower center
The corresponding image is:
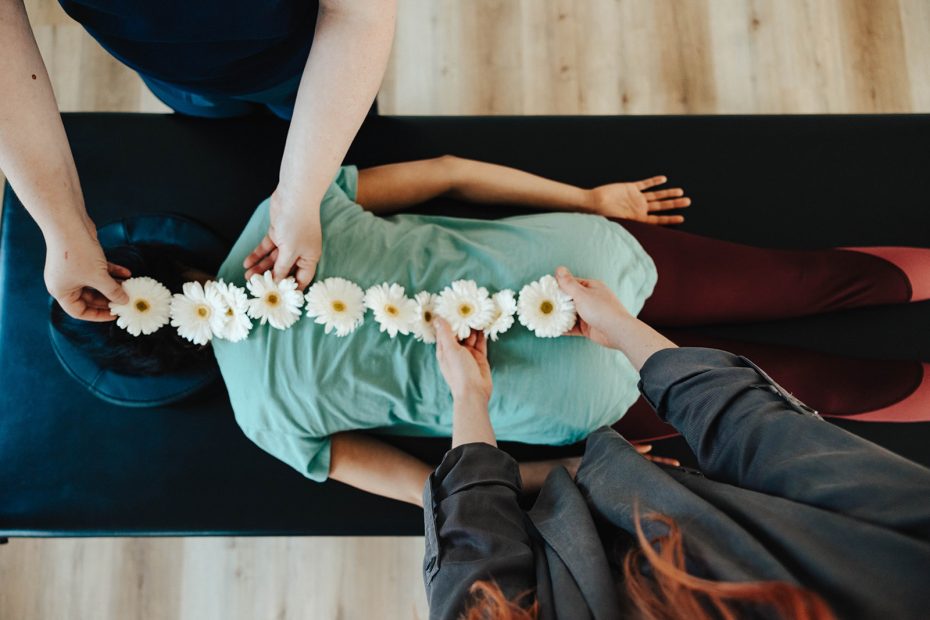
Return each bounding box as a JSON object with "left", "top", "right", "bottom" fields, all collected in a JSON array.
[
  {"left": 540, "top": 300, "right": 554, "bottom": 315},
  {"left": 385, "top": 304, "right": 399, "bottom": 316},
  {"left": 266, "top": 293, "right": 280, "bottom": 306},
  {"left": 458, "top": 304, "right": 473, "bottom": 317},
  {"left": 332, "top": 300, "right": 347, "bottom": 313},
  {"left": 196, "top": 305, "right": 209, "bottom": 318},
  {"left": 226, "top": 308, "right": 234, "bottom": 317},
  {"left": 423, "top": 310, "right": 433, "bottom": 323},
  {"left": 135, "top": 299, "right": 150, "bottom": 313}
]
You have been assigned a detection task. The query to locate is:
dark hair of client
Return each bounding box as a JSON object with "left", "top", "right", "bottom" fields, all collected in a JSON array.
[{"left": 50, "top": 244, "right": 213, "bottom": 376}]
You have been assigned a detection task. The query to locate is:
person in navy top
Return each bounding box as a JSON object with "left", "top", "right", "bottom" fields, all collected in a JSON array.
[{"left": 0, "top": 0, "right": 396, "bottom": 321}]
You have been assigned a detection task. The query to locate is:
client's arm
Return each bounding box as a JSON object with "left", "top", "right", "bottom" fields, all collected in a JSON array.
[
  {"left": 355, "top": 156, "right": 691, "bottom": 224},
  {"left": 328, "top": 432, "right": 433, "bottom": 507}
]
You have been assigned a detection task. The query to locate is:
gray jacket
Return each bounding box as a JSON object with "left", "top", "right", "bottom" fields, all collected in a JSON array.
[{"left": 422, "top": 348, "right": 930, "bottom": 619}]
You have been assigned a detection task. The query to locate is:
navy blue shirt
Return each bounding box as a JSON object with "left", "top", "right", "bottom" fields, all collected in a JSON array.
[{"left": 58, "top": 0, "right": 318, "bottom": 94}]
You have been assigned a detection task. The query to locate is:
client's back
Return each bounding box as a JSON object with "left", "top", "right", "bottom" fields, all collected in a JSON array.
[{"left": 213, "top": 166, "right": 659, "bottom": 482}]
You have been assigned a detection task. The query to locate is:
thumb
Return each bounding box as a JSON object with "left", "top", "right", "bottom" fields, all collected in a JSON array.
[
  {"left": 434, "top": 317, "right": 456, "bottom": 348},
  {"left": 96, "top": 273, "right": 129, "bottom": 305},
  {"left": 555, "top": 266, "right": 586, "bottom": 298}
]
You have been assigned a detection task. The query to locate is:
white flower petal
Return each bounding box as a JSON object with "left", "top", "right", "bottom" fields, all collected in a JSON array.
[
  {"left": 305, "top": 277, "right": 366, "bottom": 337},
  {"left": 206, "top": 280, "right": 254, "bottom": 342},
  {"left": 109, "top": 277, "right": 171, "bottom": 336},
  {"left": 435, "top": 279, "right": 495, "bottom": 339},
  {"left": 484, "top": 289, "right": 517, "bottom": 341},
  {"left": 364, "top": 283, "right": 417, "bottom": 338},
  {"left": 246, "top": 271, "right": 304, "bottom": 330},
  {"left": 169, "top": 280, "right": 215, "bottom": 345},
  {"left": 517, "top": 275, "right": 576, "bottom": 338},
  {"left": 412, "top": 291, "right": 439, "bottom": 343}
]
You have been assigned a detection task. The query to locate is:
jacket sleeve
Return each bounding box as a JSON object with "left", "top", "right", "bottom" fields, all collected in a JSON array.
[
  {"left": 638, "top": 347, "right": 930, "bottom": 540},
  {"left": 422, "top": 443, "right": 536, "bottom": 620}
]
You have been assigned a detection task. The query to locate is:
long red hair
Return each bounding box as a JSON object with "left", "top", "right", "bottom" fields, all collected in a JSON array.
[{"left": 462, "top": 510, "right": 834, "bottom": 620}]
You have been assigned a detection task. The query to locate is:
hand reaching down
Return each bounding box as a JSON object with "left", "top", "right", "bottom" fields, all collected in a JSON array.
[
  {"left": 434, "top": 318, "right": 493, "bottom": 404},
  {"left": 45, "top": 227, "right": 130, "bottom": 321},
  {"left": 243, "top": 190, "right": 323, "bottom": 290}
]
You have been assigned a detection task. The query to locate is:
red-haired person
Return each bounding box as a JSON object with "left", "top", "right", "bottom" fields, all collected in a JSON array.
[{"left": 424, "top": 266, "right": 930, "bottom": 620}]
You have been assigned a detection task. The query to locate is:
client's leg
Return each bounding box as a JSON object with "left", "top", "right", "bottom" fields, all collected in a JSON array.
[
  {"left": 618, "top": 220, "right": 929, "bottom": 327},
  {"left": 614, "top": 332, "right": 930, "bottom": 443}
]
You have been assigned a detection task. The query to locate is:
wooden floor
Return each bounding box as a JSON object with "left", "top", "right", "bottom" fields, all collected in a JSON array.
[{"left": 2, "top": 1, "right": 929, "bottom": 619}]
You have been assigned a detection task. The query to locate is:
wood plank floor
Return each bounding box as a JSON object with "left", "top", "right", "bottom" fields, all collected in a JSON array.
[{"left": 2, "top": 1, "right": 928, "bottom": 618}]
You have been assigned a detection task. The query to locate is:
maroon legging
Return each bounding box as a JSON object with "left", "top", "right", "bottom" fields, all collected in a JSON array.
[{"left": 612, "top": 220, "right": 924, "bottom": 441}]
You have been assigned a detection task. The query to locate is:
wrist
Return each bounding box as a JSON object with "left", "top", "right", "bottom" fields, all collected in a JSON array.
[
  {"left": 452, "top": 391, "right": 490, "bottom": 416},
  {"left": 580, "top": 188, "right": 600, "bottom": 214}
]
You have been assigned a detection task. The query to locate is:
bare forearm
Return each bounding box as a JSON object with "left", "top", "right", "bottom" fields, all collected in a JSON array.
[
  {"left": 609, "top": 315, "right": 678, "bottom": 371},
  {"left": 445, "top": 157, "right": 593, "bottom": 213},
  {"left": 356, "top": 155, "right": 594, "bottom": 214},
  {"left": 328, "top": 432, "right": 432, "bottom": 506},
  {"left": 451, "top": 394, "right": 496, "bottom": 449},
  {"left": 277, "top": 0, "right": 395, "bottom": 213},
  {"left": 0, "top": 0, "right": 87, "bottom": 239}
]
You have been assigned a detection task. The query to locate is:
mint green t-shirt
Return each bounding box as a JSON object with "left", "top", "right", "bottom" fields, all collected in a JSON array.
[{"left": 214, "top": 166, "right": 657, "bottom": 481}]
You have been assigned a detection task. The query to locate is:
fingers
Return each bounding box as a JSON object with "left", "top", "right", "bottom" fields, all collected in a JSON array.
[
  {"left": 94, "top": 273, "right": 129, "bottom": 305},
  {"left": 271, "top": 249, "right": 296, "bottom": 283},
  {"left": 293, "top": 256, "right": 319, "bottom": 291},
  {"left": 473, "top": 330, "right": 488, "bottom": 357},
  {"left": 646, "top": 215, "right": 686, "bottom": 226},
  {"left": 554, "top": 266, "right": 587, "bottom": 298},
  {"left": 643, "top": 188, "right": 685, "bottom": 201},
  {"left": 634, "top": 443, "right": 680, "bottom": 466},
  {"left": 107, "top": 262, "right": 131, "bottom": 279},
  {"left": 62, "top": 291, "right": 117, "bottom": 322},
  {"left": 635, "top": 175, "right": 667, "bottom": 190},
  {"left": 245, "top": 248, "right": 279, "bottom": 280},
  {"left": 80, "top": 289, "right": 111, "bottom": 310},
  {"left": 434, "top": 317, "right": 456, "bottom": 350},
  {"left": 243, "top": 234, "right": 276, "bottom": 270},
  {"left": 647, "top": 198, "right": 691, "bottom": 212}
]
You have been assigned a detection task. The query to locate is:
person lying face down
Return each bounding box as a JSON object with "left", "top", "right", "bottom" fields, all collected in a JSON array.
[
  {"left": 51, "top": 155, "right": 930, "bottom": 503},
  {"left": 423, "top": 268, "right": 930, "bottom": 620},
  {"left": 53, "top": 156, "right": 682, "bottom": 502}
]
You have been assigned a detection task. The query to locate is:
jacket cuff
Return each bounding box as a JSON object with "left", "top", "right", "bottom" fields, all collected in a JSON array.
[
  {"left": 637, "top": 347, "right": 819, "bottom": 422},
  {"left": 428, "top": 443, "right": 523, "bottom": 503}
]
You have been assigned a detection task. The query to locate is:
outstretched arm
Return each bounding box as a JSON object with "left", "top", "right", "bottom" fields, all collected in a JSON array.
[
  {"left": 0, "top": 0, "right": 129, "bottom": 320},
  {"left": 356, "top": 155, "right": 691, "bottom": 224}
]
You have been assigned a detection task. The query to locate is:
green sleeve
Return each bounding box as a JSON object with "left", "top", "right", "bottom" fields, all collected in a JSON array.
[{"left": 333, "top": 165, "right": 359, "bottom": 201}]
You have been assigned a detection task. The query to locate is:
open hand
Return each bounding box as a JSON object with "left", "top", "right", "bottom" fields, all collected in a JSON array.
[
  {"left": 434, "top": 318, "right": 493, "bottom": 404},
  {"left": 589, "top": 175, "right": 691, "bottom": 225},
  {"left": 45, "top": 228, "right": 130, "bottom": 321},
  {"left": 243, "top": 189, "right": 322, "bottom": 290}
]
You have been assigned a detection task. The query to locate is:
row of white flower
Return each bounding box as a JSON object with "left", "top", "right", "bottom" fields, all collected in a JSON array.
[{"left": 108, "top": 272, "right": 577, "bottom": 345}]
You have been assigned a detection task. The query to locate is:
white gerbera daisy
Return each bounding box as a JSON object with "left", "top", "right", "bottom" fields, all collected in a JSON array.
[
  {"left": 517, "top": 275, "right": 576, "bottom": 338},
  {"left": 206, "top": 280, "right": 253, "bottom": 342},
  {"left": 246, "top": 271, "right": 304, "bottom": 330},
  {"left": 435, "top": 279, "right": 495, "bottom": 339},
  {"left": 411, "top": 291, "right": 439, "bottom": 343},
  {"left": 364, "top": 283, "right": 417, "bottom": 338},
  {"left": 305, "top": 277, "right": 366, "bottom": 337},
  {"left": 169, "top": 281, "right": 216, "bottom": 345},
  {"left": 484, "top": 289, "right": 517, "bottom": 341},
  {"left": 109, "top": 276, "right": 171, "bottom": 336}
]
